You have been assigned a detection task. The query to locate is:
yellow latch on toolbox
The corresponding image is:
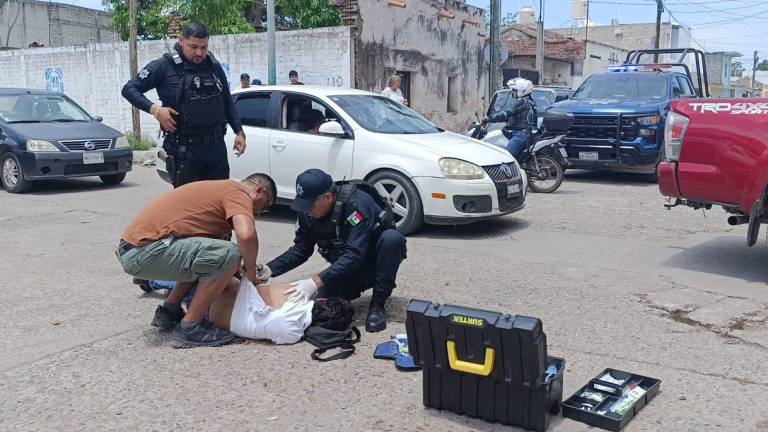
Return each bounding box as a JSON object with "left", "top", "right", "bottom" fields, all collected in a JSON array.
[{"left": 446, "top": 341, "right": 495, "bottom": 376}]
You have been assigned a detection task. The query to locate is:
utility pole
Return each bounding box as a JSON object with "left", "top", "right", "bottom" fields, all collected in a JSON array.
[
  {"left": 654, "top": 0, "right": 663, "bottom": 62},
  {"left": 752, "top": 50, "right": 759, "bottom": 97},
  {"left": 536, "top": 0, "right": 545, "bottom": 85},
  {"left": 128, "top": 0, "right": 140, "bottom": 137},
  {"left": 584, "top": 0, "right": 590, "bottom": 41},
  {"left": 267, "top": 0, "right": 276, "bottom": 85},
  {"left": 489, "top": 0, "right": 501, "bottom": 97}
]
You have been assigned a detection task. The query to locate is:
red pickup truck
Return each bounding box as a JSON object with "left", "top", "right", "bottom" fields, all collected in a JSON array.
[{"left": 658, "top": 99, "right": 768, "bottom": 246}]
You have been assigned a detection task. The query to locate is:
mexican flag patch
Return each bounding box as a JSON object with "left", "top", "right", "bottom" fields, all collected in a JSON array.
[{"left": 346, "top": 211, "right": 364, "bottom": 227}]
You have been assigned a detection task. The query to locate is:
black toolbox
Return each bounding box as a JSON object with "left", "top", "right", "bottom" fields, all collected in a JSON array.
[
  {"left": 562, "top": 368, "right": 661, "bottom": 431},
  {"left": 405, "top": 299, "right": 564, "bottom": 432}
]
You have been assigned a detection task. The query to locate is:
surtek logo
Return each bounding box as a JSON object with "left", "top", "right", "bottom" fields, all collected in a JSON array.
[
  {"left": 689, "top": 102, "right": 768, "bottom": 115},
  {"left": 450, "top": 315, "right": 485, "bottom": 328}
]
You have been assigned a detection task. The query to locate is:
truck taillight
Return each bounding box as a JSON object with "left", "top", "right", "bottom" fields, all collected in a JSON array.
[{"left": 664, "top": 112, "right": 689, "bottom": 162}]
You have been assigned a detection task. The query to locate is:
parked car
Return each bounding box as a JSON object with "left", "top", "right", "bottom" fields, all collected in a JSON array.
[
  {"left": 0, "top": 88, "right": 132, "bottom": 193},
  {"left": 658, "top": 98, "right": 768, "bottom": 247},
  {"left": 156, "top": 86, "right": 527, "bottom": 234},
  {"left": 551, "top": 48, "right": 709, "bottom": 179}
]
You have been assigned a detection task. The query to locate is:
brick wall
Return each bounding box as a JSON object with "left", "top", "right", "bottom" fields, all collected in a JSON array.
[
  {"left": 0, "top": 27, "right": 353, "bottom": 142},
  {"left": 0, "top": 0, "right": 117, "bottom": 49}
]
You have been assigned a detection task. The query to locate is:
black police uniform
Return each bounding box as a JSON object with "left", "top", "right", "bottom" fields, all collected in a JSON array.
[
  {"left": 267, "top": 187, "right": 407, "bottom": 301},
  {"left": 487, "top": 95, "right": 537, "bottom": 135},
  {"left": 121, "top": 43, "right": 243, "bottom": 188}
]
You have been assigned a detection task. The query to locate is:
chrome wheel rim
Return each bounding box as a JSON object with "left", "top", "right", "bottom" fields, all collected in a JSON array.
[
  {"left": 374, "top": 179, "right": 409, "bottom": 228},
  {"left": 2, "top": 158, "right": 19, "bottom": 188}
]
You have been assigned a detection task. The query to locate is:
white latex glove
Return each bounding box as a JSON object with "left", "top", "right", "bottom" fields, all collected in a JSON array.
[
  {"left": 283, "top": 278, "right": 318, "bottom": 301},
  {"left": 255, "top": 264, "right": 272, "bottom": 284}
]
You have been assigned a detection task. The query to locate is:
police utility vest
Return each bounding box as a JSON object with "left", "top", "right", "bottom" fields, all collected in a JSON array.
[
  {"left": 314, "top": 181, "right": 395, "bottom": 262},
  {"left": 164, "top": 51, "right": 226, "bottom": 136},
  {"left": 503, "top": 97, "right": 537, "bottom": 135}
]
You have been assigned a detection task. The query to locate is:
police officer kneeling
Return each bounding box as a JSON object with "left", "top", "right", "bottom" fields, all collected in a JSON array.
[{"left": 257, "top": 169, "right": 407, "bottom": 332}]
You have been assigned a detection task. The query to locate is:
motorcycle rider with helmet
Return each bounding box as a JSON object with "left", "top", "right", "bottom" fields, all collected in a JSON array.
[{"left": 482, "top": 78, "right": 537, "bottom": 161}]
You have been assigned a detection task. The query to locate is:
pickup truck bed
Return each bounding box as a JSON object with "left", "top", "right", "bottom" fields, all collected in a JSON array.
[{"left": 658, "top": 99, "right": 768, "bottom": 245}]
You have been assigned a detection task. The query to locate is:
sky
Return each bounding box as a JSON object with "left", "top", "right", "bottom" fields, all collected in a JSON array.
[
  {"left": 60, "top": 0, "right": 766, "bottom": 70},
  {"left": 465, "top": 0, "right": 768, "bottom": 70}
]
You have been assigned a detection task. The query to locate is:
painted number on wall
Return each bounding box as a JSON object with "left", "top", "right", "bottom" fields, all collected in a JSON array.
[
  {"left": 326, "top": 75, "right": 344, "bottom": 87},
  {"left": 45, "top": 67, "right": 64, "bottom": 93}
]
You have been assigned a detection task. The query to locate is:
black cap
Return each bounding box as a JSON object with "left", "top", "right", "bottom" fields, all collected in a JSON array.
[
  {"left": 240, "top": 73, "right": 250, "bottom": 80},
  {"left": 291, "top": 169, "right": 333, "bottom": 212}
]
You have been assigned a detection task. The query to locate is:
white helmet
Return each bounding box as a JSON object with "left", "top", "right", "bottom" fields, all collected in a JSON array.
[{"left": 506, "top": 78, "right": 534, "bottom": 98}]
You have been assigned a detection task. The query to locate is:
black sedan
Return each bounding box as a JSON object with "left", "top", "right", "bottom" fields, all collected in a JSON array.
[{"left": 0, "top": 88, "right": 133, "bottom": 193}]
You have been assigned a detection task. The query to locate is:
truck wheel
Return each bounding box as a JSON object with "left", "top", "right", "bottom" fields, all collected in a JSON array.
[
  {"left": 1, "top": 153, "right": 33, "bottom": 193},
  {"left": 100, "top": 173, "right": 127, "bottom": 185},
  {"left": 368, "top": 170, "right": 423, "bottom": 235}
]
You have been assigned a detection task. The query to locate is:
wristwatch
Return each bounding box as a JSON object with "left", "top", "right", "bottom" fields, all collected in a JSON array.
[{"left": 236, "top": 131, "right": 246, "bottom": 138}]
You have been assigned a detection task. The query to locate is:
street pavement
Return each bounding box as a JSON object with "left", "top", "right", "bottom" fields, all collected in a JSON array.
[{"left": 2, "top": 166, "right": 767, "bottom": 431}]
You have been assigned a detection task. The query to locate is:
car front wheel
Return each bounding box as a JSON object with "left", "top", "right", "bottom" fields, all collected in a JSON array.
[
  {"left": 1, "top": 153, "right": 32, "bottom": 193},
  {"left": 100, "top": 173, "right": 127, "bottom": 185},
  {"left": 368, "top": 170, "right": 423, "bottom": 235}
]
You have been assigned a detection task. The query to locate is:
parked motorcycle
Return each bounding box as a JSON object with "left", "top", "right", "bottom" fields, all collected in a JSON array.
[{"left": 466, "top": 109, "right": 573, "bottom": 193}]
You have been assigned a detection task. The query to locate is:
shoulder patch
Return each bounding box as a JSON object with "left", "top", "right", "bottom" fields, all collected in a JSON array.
[
  {"left": 138, "top": 68, "right": 150, "bottom": 79},
  {"left": 346, "top": 211, "right": 364, "bottom": 227}
]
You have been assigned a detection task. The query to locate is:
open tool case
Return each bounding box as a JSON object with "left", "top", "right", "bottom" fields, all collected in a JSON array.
[
  {"left": 562, "top": 368, "right": 661, "bottom": 431},
  {"left": 405, "top": 299, "right": 565, "bottom": 432}
]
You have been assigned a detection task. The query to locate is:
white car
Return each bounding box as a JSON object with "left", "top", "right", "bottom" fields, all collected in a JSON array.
[{"left": 158, "top": 86, "right": 526, "bottom": 234}]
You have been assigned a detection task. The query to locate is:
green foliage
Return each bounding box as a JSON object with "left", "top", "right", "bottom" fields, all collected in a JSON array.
[
  {"left": 731, "top": 61, "right": 744, "bottom": 78},
  {"left": 177, "top": 0, "right": 252, "bottom": 35},
  {"left": 108, "top": 0, "right": 174, "bottom": 41},
  {"left": 125, "top": 133, "right": 157, "bottom": 151},
  {"left": 756, "top": 60, "right": 768, "bottom": 72},
  {"left": 277, "top": 0, "right": 341, "bottom": 30}
]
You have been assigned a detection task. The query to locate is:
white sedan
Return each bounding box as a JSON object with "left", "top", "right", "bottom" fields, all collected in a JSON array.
[{"left": 158, "top": 86, "right": 526, "bottom": 234}]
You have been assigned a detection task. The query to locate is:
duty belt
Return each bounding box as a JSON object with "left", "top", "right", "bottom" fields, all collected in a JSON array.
[{"left": 169, "top": 131, "right": 223, "bottom": 146}]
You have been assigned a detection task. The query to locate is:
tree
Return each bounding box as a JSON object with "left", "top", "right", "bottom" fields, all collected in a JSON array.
[
  {"left": 277, "top": 0, "right": 341, "bottom": 29},
  {"left": 756, "top": 59, "right": 768, "bottom": 72},
  {"left": 0, "top": 0, "right": 24, "bottom": 48},
  {"left": 108, "top": 0, "right": 175, "bottom": 40},
  {"left": 731, "top": 61, "right": 744, "bottom": 78}
]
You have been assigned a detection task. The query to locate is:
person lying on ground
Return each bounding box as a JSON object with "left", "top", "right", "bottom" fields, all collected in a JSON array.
[{"left": 209, "top": 278, "right": 314, "bottom": 345}]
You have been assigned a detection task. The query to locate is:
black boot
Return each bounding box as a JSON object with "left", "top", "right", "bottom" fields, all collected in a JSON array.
[{"left": 366, "top": 299, "right": 387, "bottom": 333}]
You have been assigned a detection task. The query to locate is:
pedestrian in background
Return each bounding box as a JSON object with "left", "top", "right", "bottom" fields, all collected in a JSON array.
[
  {"left": 381, "top": 75, "right": 408, "bottom": 106},
  {"left": 289, "top": 70, "right": 304, "bottom": 85},
  {"left": 239, "top": 73, "right": 251, "bottom": 90}
]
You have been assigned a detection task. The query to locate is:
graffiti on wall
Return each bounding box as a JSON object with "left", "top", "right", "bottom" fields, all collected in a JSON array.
[{"left": 45, "top": 67, "right": 64, "bottom": 93}]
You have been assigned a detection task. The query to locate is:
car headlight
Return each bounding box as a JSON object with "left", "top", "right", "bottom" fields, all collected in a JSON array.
[
  {"left": 637, "top": 115, "right": 660, "bottom": 126},
  {"left": 439, "top": 158, "right": 485, "bottom": 180},
  {"left": 26, "top": 139, "right": 60, "bottom": 152},
  {"left": 115, "top": 136, "right": 130, "bottom": 148}
]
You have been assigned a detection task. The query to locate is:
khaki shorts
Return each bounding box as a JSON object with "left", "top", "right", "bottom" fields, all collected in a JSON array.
[{"left": 117, "top": 237, "right": 240, "bottom": 283}]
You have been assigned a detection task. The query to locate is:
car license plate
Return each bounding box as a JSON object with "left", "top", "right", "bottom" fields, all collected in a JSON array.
[
  {"left": 506, "top": 184, "right": 521, "bottom": 196},
  {"left": 559, "top": 147, "right": 568, "bottom": 158},
  {"left": 83, "top": 152, "right": 104, "bottom": 164},
  {"left": 579, "top": 151, "right": 599, "bottom": 161}
]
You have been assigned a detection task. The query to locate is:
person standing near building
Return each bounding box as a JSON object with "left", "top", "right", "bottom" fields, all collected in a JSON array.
[
  {"left": 381, "top": 75, "right": 408, "bottom": 106},
  {"left": 289, "top": 70, "right": 304, "bottom": 85},
  {"left": 238, "top": 73, "right": 251, "bottom": 90},
  {"left": 121, "top": 21, "right": 246, "bottom": 188}
]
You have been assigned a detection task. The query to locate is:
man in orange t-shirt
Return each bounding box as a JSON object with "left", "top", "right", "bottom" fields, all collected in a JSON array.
[{"left": 116, "top": 174, "right": 274, "bottom": 348}]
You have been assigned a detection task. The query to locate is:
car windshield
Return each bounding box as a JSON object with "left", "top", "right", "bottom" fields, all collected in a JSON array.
[
  {"left": 573, "top": 75, "right": 668, "bottom": 100},
  {"left": 0, "top": 94, "right": 91, "bottom": 123},
  {"left": 329, "top": 95, "right": 442, "bottom": 134}
]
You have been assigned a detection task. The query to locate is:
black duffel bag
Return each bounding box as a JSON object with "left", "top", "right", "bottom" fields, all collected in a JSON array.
[{"left": 304, "top": 298, "right": 360, "bottom": 362}]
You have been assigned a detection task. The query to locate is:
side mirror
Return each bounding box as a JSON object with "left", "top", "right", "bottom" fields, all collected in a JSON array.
[
  {"left": 318, "top": 121, "right": 346, "bottom": 137},
  {"left": 93, "top": 116, "right": 103, "bottom": 122}
]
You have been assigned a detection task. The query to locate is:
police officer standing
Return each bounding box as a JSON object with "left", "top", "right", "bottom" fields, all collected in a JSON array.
[
  {"left": 121, "top": 21, "right": 246, "bottom": 188},
  {"left": 256, "top": 169, "right": 407, "bottom": 332}
]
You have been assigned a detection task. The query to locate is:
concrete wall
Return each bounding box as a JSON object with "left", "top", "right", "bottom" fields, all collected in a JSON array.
[
  {"left": 551, "top": 23, "right": 673, "bottom": 54},
  {"left": 353, "top": 0, "right": 486, "bottom": 131},
  {"left": 0, "top": 27, "right": 353, "bottom": 141},
  {"left": 503, "top": 56, "right": 571, "bottom": 86},
  {"left": 572, "top": 40, "right": 629, "bottom": 88},
  {"left": 0, "top": 0, "right": 117, "bottom": 48}
]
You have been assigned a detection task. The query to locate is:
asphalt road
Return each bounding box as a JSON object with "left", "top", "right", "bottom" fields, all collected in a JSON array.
[{"left": 2, "top": 166, "right": 767, "bottom": 432}]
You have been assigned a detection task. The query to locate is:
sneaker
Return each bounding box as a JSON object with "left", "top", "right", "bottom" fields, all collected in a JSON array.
[
  {"left": 133, "top": 278, "right": 152, "bottom": 293},
  {"left": 170, "top": 320, "right": 234, "bottom": 348},
  {"left": 150, "top": 304, "right": 185, "bottom": 331},
  {"left": 366, "top": 301, "right": 387, "bottom": 333}
]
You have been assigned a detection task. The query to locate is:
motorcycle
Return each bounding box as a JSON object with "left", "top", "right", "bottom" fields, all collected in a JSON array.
[{"left": 466, "top": 109, "right": 573, "bottom": 193}]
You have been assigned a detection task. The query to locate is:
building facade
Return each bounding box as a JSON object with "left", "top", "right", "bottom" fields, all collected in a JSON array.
[
  {"left": 0, "top": 0, "right": 117, "bottom": 49},
  {"left": 340, "top": 0, "right": 487, "bottom": 131}
]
